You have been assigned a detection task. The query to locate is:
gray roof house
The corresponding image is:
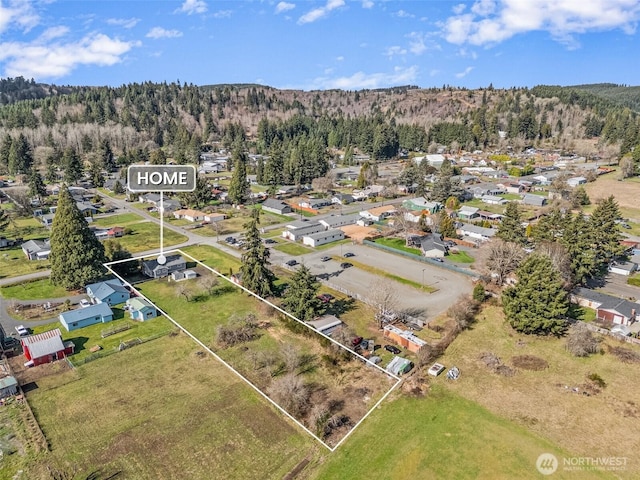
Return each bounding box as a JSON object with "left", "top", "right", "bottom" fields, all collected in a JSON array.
[
  {"left": 420, "top": 234, "right": 448, "bottom": 258},
  {"left": 22, "top": 239, "right": 51, "bottom": 260},
  {"left": 262, "top": 198, "right": 292, "bottom": 215},
  {"left": 319, "top": 213, "right": 360, "bottom": 229},
  {"left": 458, "top": 224, "right": 497, "bottom": 241},
  {"left": 331, "top": 193, "right": 354, "bottom": 205},
  {"left": 522, "top": 194, "right": 547, "bottom": 207},
  {"left": 142, "top": 255, "right": 187, "bottom": 278}
]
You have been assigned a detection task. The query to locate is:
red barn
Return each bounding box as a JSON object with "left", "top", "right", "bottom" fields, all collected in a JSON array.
[{"left": 21, "top": 328, "right": 75, "bottom": 366}]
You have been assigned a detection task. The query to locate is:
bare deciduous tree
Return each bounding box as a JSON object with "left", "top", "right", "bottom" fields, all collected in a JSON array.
[
  {"left": 477, "top": 239, "right": 525, "bottom": 285},
  {"left": 566, "top": 325, "right": 601, "bottom": 357},
  {"left": 267, "top": 373, "right": 310, "bottom": 416},
  {"left": 176, "top": 283, "right": 193, "bottom": 302},
  {"left": 198, "top": 275, "right": 219, "bottom": 296},
  {"left": 537, "top": 241, "right": 573, "bottom": 289},
  {"left": 368, "top": 279, "right": 399, "bottom": 329},
  {"left": 447, "top": 294, "right": 480, "bottom": 331}
]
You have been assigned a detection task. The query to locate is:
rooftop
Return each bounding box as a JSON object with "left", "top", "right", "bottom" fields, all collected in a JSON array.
[{"left": 21, "top": 328, "right": 66, "bottom": 359}]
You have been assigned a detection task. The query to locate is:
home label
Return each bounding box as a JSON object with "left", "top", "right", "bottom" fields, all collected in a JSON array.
[{"left": 127, "top": 165, "right": 197, "bottom": 192}]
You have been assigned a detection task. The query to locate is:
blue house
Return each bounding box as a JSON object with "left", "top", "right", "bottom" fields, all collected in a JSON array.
[
  {"left": 86, "top": 279, "right": 130, "bottom": 306},
  {"left": 127, "top": 298, "right": 158, "bottom": 321},
  {"left": 59, "top": 303, "right": 114, "bottom": 332}
]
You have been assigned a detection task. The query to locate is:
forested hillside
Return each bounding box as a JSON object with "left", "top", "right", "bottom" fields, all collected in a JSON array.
[{"left": 0, "top": 77, "right": 639, "bottom": 185}]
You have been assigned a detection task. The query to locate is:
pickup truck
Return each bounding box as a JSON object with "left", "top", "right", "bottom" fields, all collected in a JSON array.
[{"left": 15, "top": 325, "right": 29, "bottom": 337}]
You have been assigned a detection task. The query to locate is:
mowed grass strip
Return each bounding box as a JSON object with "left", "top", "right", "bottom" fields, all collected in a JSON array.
[
  {"left": 273, "top": 242, "right": 312, "bottom": 256},
  {"left": 0, "top": 246, "right": 50, "bottom": 279},
  {"left": 310, "top": 386, "right": 599, "bottom": 480},
  {"left": 181, "top": 244, "right": 242, "bottom": 273},
  {"left": 374, "top": 237, "right": 422, "bottom": 256},
  {"left": 1, "top": 278, "right": 68, "bottom": 300},
  {"left": 91, "top": 212, "right": 146, "bottom": 227},
  {"left": 116, "top": 222, "right": 188, "bottom": 253},
  {"left": 24, "top": 334, "right": 313, "bottom": 480}
]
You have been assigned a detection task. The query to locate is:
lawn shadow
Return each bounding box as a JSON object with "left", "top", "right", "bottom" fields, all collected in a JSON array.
[
  {"left": 67, "top": 336, "right": 90, "bottom": 354},
  {"left": 327, "top": 297, "right": 357, "bottom": 316}
]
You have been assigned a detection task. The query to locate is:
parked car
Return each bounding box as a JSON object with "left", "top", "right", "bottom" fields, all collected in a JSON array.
[
  {"left": 264, "top": 238, "right": 277, "bottom": 244},
  {"left": 285, "top": 259, "right": 298, "bottom": 266},
  {"left": 433, "top": 257, "right": 444, "bottom": 263},
  {"left": 343, "top": 252, "right": 355, "bottom": 257},
  {"left": 351, "top": 336, "right": 364, "bottom": 347},
  {"left": 79, "top": 299, "right": 91, "bottom": 308},
  {"left": 622, "top": 223, "right": 631, "bottom": 229},
  {"left": 340, "top": 262, "right": 353, "bottom": 269},
  {"left": 317, "top": 293, "right": 334, "bottom": 303},
  {"left": 320, "top": 256, "right": 331, "bottom": 262},
  {"left": 225, "top": 236, "right": 235, "bottom": 243},
  {"left": 15, "top": 325, "right": 29, "bottom": 337},
  {"left": 384, "top": 344, "right": 401, "bottom": 354}
]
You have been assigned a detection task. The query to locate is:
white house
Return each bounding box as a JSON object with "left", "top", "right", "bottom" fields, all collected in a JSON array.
[
  {"left": 457, "top": 206, "right": 480, "bottom": 220},
  {"left": 481, "top": 195, "right": 507, "bottom": 205},
  {"left": 609, "top": 261, "right": 637, "bottom": 276},
  {"left": 458, "top": 224, "right": 497, "bottom": 241},
  {"left": 302, "top": 229, "right": 345, "bottom": 247},
  {"left": 319, "top": 214, "right": 360, "bottom": 230},
  {"left": 567, "top": 176, "right": 587, "bottom": 187},
  {"left": 282, "top": 222, "right": 324, "bottom": 241},
  {"left": 173, "top": 209, "right": 207, "bottom": 222},
  {"left": 359, "top": 205, "right": 396, "bottom": 222}
]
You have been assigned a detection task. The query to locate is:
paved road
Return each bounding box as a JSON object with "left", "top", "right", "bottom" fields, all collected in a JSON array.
[{"left": 597, "top": 273, "right": 640, "bottom": 301}]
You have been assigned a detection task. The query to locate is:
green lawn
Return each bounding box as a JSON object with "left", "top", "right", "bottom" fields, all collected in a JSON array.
[
  {"left": 311, "top": 386, "right": 607, "bottom": 480},
  {"left": 4, "top": 217, "right": 50, "bottom": 240},
  {"left": 20, "top": 335, "right": 313, "bottom": 480},
  {"left": 91, "top": 212, "right": 145, "bottom": 227},
  {"left": 447, "top": 250, "right": 475, "bottom": 263},
  {"left": 97, "top": 187, "right": 126, "bottom": 200},
  {"left": 0, "top": 247, "right": 50, "bottom": 280},
  {"left": 1, "top": 278, "right": 69, "bottom": 300},
  {"left": 627, "top": 274, "right": 640, "bottom": 287},
  {"left": 181, "top": 245, "right": 242, "bottom": 274},
  {"left": 116, "top": 222, "right": 188, "bottom": 253},
  {"left": 374, "top": 237, "right": 422, "bottom": 256},
  {"left": 273, "top": 242, "right": 312, "bottom": 256}
]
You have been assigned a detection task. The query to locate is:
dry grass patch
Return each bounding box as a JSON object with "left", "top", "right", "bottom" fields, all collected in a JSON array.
[
  {"left": 511, "top": 354, "right": 549, "bottom": 371},
  {"left": 607, "top": 344, "right": 640, "bottom": 364}
]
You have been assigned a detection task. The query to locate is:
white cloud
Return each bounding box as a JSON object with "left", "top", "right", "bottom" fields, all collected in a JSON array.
[
  {"left": 146, "top": 27, "right": 183, "bottom": 39},
  {"left": 175, "top": 0, "right": 208, "bottom": 15},
  {"left": 362, "top": 0, "right": 374, "bottom": 8},
  {"left": 0, "top": 33, "right": 139, "bottom": 80},
  {"left": 298, "top": 0, "right": 345, "bottom": 25},
  {"left": 452, "top": 4, "right": 466, "bottom": 15},
  {"left": 406, "top": 31, "right": 440, "bottom": 55},
  {"left": 106, "top": 17, "right": 140, "bottom": 29},
  {"left": 384, "top": 46, "right": 407, "bottom": 57},
  {"left": 336, "top": 55, "right": 344, "bottom": 61},
  {"left": 395, "top": 10, "right": 415, "bottom": 19},
  {"left": 275, "top": 2, "right": 295, "bottom": 14},
  {"left": 212, "top": 10, "right": 232, "bottom": 19},
  {"left": 443, "top": 0, "right": 640, "bottom": 47},
  {"left": 38, "top": 26, "right": 69, "bottom": 42},
  {"left": 457, "top": 47, "right": 478, "bottom": 59},
  {"left": 309, "top": 65, "right": 418, "bottom": 90},
  {"left": 0, "top": 0, "right": 39, "bottom": 34},
  {"left": 455, "top": 66, "right": 474, "bottom": 78}
]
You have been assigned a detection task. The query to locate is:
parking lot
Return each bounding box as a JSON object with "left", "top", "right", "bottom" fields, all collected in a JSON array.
[{"left": 270, "top": 242, "right": 473, "bottom": 321}]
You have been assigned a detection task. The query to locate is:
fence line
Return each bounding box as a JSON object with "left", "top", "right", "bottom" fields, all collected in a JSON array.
[
  {"left": 570, "top": 319, "right": 640, "bottom": 346},
  {"left": 362, "top": 240, "right": 480, "bottom": 278}
]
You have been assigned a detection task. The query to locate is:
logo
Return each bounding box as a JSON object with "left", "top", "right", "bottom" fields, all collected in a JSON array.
[{"left": 536, "top": 453, "right": 559, "bottom": 475}]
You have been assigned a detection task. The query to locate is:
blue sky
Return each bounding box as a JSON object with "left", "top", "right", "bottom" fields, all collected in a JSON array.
[{"left": 0, "top": 0, "right": 639, "bottom": 90}]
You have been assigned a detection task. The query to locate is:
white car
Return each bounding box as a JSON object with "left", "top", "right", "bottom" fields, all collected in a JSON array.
[
  {"left": 15, "top": 325, "right": 29, "bottom": 337},
  {"left": 79, "top": 299, "right": 91, "bottom": 308}
]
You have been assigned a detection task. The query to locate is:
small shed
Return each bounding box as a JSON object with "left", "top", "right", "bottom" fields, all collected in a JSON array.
[
  {"left": 386, "top": 356, "right": 414, "bottom": 376},
  {"left": 127, "top": 298, "right": 158, "bottom": 321},
  {"left": 21, "top": 328, "right": 74, "bottom": 366},
  {"left": 0, "top": 376, "right": 18, "bottom": 398}
]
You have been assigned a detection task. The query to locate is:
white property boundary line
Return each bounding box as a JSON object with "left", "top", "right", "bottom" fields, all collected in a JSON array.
[{"left": 105, "top": 249, "right": 401, "bottom": 452}]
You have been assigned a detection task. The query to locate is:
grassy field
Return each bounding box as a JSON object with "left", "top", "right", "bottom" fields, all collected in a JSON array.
[
  {"left": 19, "top": 335, "right": 314, "bottom": 480},
  {"left": 273, "top": 241, "right": 312, "bottom": 256},
  {"left": 438, "top": 304, "right": 640, "bottom": 476},
  {"left": 448, "top": 250, "right": 475, "bottom": 263},
  {"left": 374, "top": 237, "right": 422, "bottom": 256},
  {"left": 309, "top": 386, "right": 609, "bottom": 480},
  {"left": 180, "top": 244, "right": 242, "bottom": 274},
  {"left": 1, "top": 278, "right": 69, "bottom": 300},
  {"left": 115, "top": 222, "right": 188, "bottom": 253},
  {"left": 0, "top": 247, "right": 50, "bottom": 280},
  {"left": 91, "top": 212, "right": 145, "bottom": 227}
]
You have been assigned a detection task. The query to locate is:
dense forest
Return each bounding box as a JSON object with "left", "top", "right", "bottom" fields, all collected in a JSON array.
[{"left": 0, "top": 76, "right": 639, "bottom": 185}]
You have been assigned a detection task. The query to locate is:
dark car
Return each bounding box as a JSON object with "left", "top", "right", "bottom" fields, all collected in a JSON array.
[
  {"left": 384, "top": 344, "right": 401, "bottom": 354},
  {"left": 320, "top": 256, "right": 331, "bottom": 262},
  {"left": 433, "top": 257, "right": 444, "bottom": 263},
  {"left": 264, "top": 238, "right": 277, "bottom": 244},
  {"left": 225, "top": 236, "right": 235, "bottom": 243},
  {"left": 343, "top": 252, "right": 355, "bottom": 257},
  {"left": 317, "top": 293, "right": 334, "bottom": 303},
  {"left": 285, "top": 259, "right": 298, "bottom": 266},
  {"left": 340, "top": 262, "right": 353, "bottom": 269},
  {"left": 351, "top": 336, "right": 364, "bottom": 347}
]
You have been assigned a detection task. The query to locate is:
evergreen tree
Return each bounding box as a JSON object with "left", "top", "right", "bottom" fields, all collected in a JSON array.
[
  {"left": 570, "top": 186, "right": 590, "bottom": 207},
  {"left": 472, "top": 282, "right": 486, "bottom": 303},
  {"left": 0, "top": 134, "right": 12, "bottom": 173},
  {"left": 28, "top": 168, "right": 47, "bottom": 201},
  {"left": 113, "top": 180, "right": 125, "bottom": 195},
  {"left": 589, "top": 196, "right": 624, "bottom": 274},
  {"left": 228, "top": 148, "right": 250, "bottom": 204},
  {"left": 496, "top": 202, "right": 526, "bottom": 245},
  {"left": 428, "top": 159, "right": 461, "bottom": 202},
  {"left": 502, "top": 254, "right": 568, "bottom": 336},
  {"left": 179, "top": 175, "right": 212, "bottom": 209},
  {"left": 0, "top": 208, "right": 10, "bottom": 233},
  {"left": 50, "top": 185, "right": 106, "bottom": 290},
  {"left": 99, "top": 139, "right": 116, "bottom": 171},
  {"left": 560, "top": 212, "right": 598, "bottom": 285},
  {"left": 239, "top": 209, "right": 276, "bottom": 297},
  {"left": 89, "top": 160, "right": 104, "bottom": 187},
  {"left": 62, "top": 147, "right": 83, "bottom": 185},
  {"left": 8, "top": 133, "right": 33, "bottom": 174},
  {"left": 281, "top": 264, "right": 324, "bottom": 322},
  {"left": 103, "top": 239, "right": 137, "bottom": 275},
  {"left": 438, "top": 211, "right": 457, "bottom": 238},
  {"left": 256, "top": 157, "right": 264, "bottom": 184}
]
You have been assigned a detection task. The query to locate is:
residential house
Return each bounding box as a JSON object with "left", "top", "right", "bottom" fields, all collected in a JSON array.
[
  {"left": 609, "top": 261, "right": 637, "bottom": 276},
  {"left": 41, "top": 213, "right": 55, "bottom": 227},
  {"left": 93, "top": 226, "right": 125, "bottom": 241},
  {"left": 571, "top": 287, "right": 640, "bottom": 326},
  {"left": 458, "top": 223, "right": 497, "bottom": 241},
  {"left": 282, "top": 222, "right": 324, "bottom": 241},
  {"left": 139, "top": 193, "right": 162, "bottom": 205},
  {"left": 522, "top": 194, "right": 548, "bottom": 207},
  {"left": 162, "top": 199, "right": 182, "bottom": 213},
  {"left": 352, "top": 185, "right": 384, "bottom": 201},
  {"left": 402, "top": 197, "right": 443, "bottom": 214},
  {"left": 477, "top": 210, "right": 503, "bottom": 222},
  {"left": 277, "top": 185, "right": 297, "bottom": 196},
  {"left": 457, "top": 206, "right": 480, "bottom": 220},
  {"left": 262, "top": 198, "right": 292, "bottom": 215},
  {"left": 21, "top": 239, "right": 50, "bottom": 260},
  {"left": 127, "top": 297, "right": 158, "bottom": 321},
  {"left": 359, "top": 205, "right": 396, "bottom": 222},
  {"left": 420, "top": 234, "right": 448, "bottom": 258},
  {"left": 567, "top": 176, "right": 587, "bottom": 187},
  {"left": 504, "top": 183, "right": 524, "bottom": 194},
  {"left": 21, "top": 328, "right": 74, "bottom": 366},
  {"left": 319, "top": 214, "right": 360, "bottom": 230},
  {"left": 383, "top": 325, "right": 427, "bottom": 353},
  {"left": 352, "top": 154, "right": 370, "bottom": 164},
  {"left": 466, "top": 183, "right": 506, "bottom": 198},
  {"left": 59, "top": 303, "right": 114, "bottom": 331},
  {"left": 173, "top": 209, "right": 207, "bottom": 222},
  {"left": 302, "top": 229, "right": 345, "bottom": 247},
  {"left": 481, "top": 195, "right": 507, "bottom": 205},
  {"left": 86, "top": 279, "right": 129, "bottom": 306},
  {"left": 299, "top": 198, "right": 331, "bottom": 210},
  {"left": 76, "top": 202, "right": 97, "bottom": 217},
  {"left": 204, "top": 213, "right": 225, "bottom": 223},
  {"left": 331, "top": 193, "right": 354, "bottom": 205},
  {"left": 306, "top": 315, "right": 343, "bottom": 336},
  {"left": 142, "top": 255, "right": 187, "bottom": 278}
]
